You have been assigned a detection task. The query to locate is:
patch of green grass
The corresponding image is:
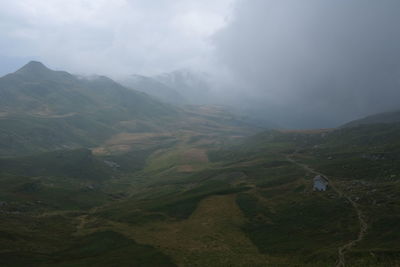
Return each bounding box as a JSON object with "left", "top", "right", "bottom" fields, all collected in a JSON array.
[
  {"left": 0, "top": 149, "right": 114, "bottom": 181},
  {"left": 51, "top": 231, "right": 176, "bottom": 267},
  {"left": 237, "top": 190, "right": 358, "bottom": 265},
  {"left": 0, "top": 231, "right": 176, "bottom": 267},
  {"left": 97, "top": 177, "right": 250, "bottom": 223}
]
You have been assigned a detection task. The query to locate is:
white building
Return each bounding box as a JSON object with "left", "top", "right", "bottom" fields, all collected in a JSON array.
[{"left": 313, "top": 175, "right": 328, "bottom": 191}]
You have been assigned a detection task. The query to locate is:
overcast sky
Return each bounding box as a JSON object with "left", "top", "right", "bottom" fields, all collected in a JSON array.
[
  {"left": 0, "top": 0, "right": 234, "bottom": 76},
  {"left": 1, "top": 0, "right": 400, "bottom": 127}
]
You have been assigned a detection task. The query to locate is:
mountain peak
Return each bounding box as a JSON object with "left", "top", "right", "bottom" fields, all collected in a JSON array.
[
  {"left": 16, "top": 61, "right": 51, "bottom": 74},
  {"left": 9, "top": 61, "right": 77, "bottom": 84}
]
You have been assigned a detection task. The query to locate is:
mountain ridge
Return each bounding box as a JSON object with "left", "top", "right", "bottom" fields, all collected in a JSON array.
[
  {"left": 0, "top": 61, "right": 253, "bottom": 157},
  {"left": 342, "top": 109, "right": 400, "bottom": 128},
  {"left": 0, "top": 61, "right": 180, "bottom": 156}
]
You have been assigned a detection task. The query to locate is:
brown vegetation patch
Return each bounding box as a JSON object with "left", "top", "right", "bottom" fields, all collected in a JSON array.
[
  {"left": 278, "top": 128, "right": 333, "bottom": 134},
  {"left": 182, "top": 148, "right": 209, "bottom": 163},
  {"left": 105, "top": 132, "right": 173, "bottom": 146},
  {"left": 176, "top": 165, "right": 195, "bottom": 172},
  {"left": 107, "top": 195, "right": 272, "bottom": 266}
]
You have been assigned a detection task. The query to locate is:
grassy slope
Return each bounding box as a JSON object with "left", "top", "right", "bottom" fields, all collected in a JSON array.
[
  {"left": 0, "top": 148, "right": 176, "bottom": 266},
  {"left": 290, "top": 124, "right": 400, "bottom": 266},
  {"left": 87, "top": 128, "right": 359, "bottom": 266}
]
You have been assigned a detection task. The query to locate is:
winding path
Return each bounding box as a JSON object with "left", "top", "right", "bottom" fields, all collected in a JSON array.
[{"left": 286, "top": 154, "right": 368, "bottom": 267}]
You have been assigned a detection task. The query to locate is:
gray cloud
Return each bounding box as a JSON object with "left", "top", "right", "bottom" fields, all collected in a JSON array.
[{"left": 213, "top": 0, "right": 400, "bottom": 127}]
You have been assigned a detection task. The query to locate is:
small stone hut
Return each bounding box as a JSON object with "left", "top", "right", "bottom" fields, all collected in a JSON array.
[{"left": 313, "top": 175, "right": 328, "bottom": 191}]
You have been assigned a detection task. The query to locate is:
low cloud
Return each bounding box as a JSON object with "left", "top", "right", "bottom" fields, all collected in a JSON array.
[{"left": 213, "top": 0, "right": 400, "bottom": 127}]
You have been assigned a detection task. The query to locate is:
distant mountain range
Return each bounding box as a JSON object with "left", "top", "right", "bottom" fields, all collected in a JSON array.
[
  {"left": 118, "top": 69, "right": 214, "bottom": 105},
  {"left": 2, "top": 60, "right": 399, "bottom": 157},
  {"left": 119, "top": 74, "right": 185, "bottom": 105},
  {"left": 0, "top": 61, "right": 252, "bottom": 156}
]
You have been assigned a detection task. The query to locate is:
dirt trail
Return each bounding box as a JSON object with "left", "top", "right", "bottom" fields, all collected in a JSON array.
[
  {"left": 287, "top": 154, "right": 368, "bottom": 267},
  {"left": 336, "top": 197, "right": 368, "bottom": 267}
]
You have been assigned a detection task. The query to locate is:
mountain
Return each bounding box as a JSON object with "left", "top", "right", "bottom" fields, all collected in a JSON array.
[
  {"left": 119, "top": 69, "right": 215, "bottom": 106},
  {"left": 154, "top": 69, "right": 213, "bottom": 105},
  {"left": 0, "top": 61, "right": 178, "bottom": 156},
  {"left": 118, "top": 74, "right": 185, "bottom": 105},
  {"left": 0, "top": 61, "right": 254, "bottom": 156},
  {"left": 0, "top": 61, "right": 176, "bottom": 116},
  {"left": 119, "top": 70, "right": 282, "bottom": 129},
  {"left": 342, "top": 109, "right": 400, "bottom": 128}
]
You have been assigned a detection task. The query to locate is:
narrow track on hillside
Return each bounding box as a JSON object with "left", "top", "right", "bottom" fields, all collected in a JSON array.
[{"left": 286, "top": 154, "right": 368, "bottom": 267}]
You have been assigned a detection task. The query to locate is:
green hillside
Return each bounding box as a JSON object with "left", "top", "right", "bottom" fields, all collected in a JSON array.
[
  {"left": 342, "top": 110, "right": 400, "bottom": 128},
  {"left": 0, "top": 61, "right": 176, "bottom": 116}
]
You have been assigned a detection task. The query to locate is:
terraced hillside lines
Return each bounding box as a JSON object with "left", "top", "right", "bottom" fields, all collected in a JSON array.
[
  {"left": 286, "top": 154, "right": 368, "bottom": 267},
  {"left": 103, "top": 195, "right": 272, "bottom": 267}
]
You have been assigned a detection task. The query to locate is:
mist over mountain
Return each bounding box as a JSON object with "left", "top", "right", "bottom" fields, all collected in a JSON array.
[
  {"left": 0, "top": 61, "right": 255, "bottom": 156},
  {"left": 212, "top": 0, "right": 400, "bottom": 128},
  {"left": 118, "top": 74, "right": 185, "bottom": 105},
  {"left": 118, "top": 69, "right": 281, "bottom": 128},
  {"left": 3, "top": 1, "right": 400, "bottom": 127},
  {"left": 119, "top": 69, "right": 217, "bottom": 105},
  {"left": 154, "top": 70, "right": 215, "bottom": 105}
]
